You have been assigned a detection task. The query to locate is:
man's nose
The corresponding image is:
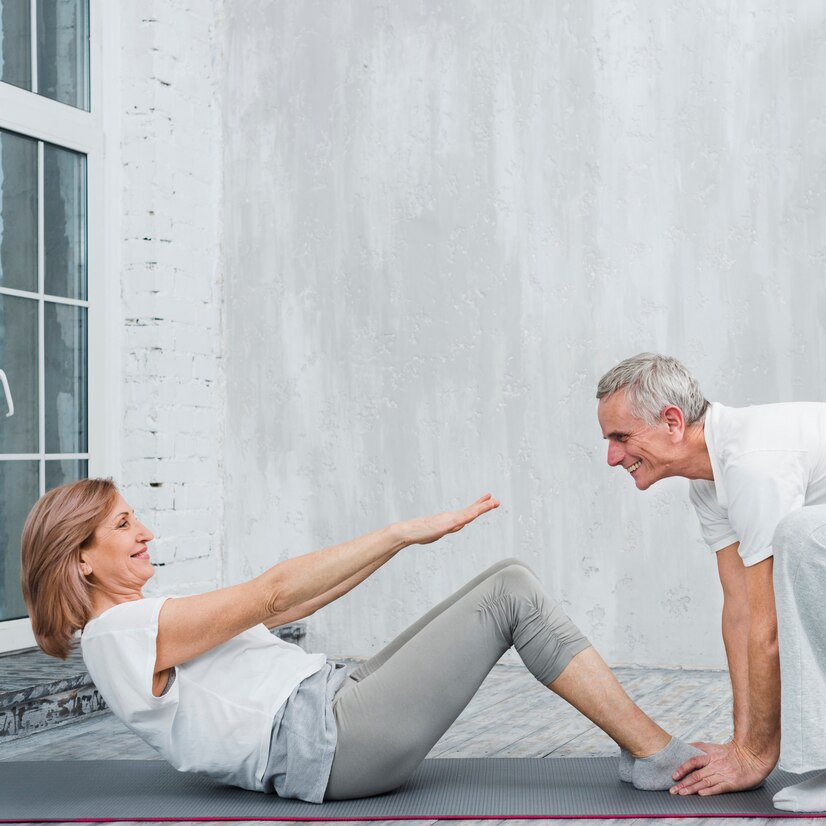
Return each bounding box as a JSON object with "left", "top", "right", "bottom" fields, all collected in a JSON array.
[{"left": 607, "top": 442, "right": 624, "bottom": 467}]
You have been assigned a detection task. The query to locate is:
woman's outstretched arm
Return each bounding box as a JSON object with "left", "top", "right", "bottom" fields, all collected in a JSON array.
[
  {"left": 265, "top": 493, "right": 502, "bottom": 626},
  {"left": 154, "top": 495, "right": 499, "bottom": 676},
  {"left": 263, "top": 547, "right": 399, "bottom": 627}
]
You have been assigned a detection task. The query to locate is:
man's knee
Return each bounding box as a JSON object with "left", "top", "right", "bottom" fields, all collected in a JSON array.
[
  {"left": 774, "top": 507, "right": 826, "bottom": 557},
  {"left": 773, "top": 506, "right": 826, "bottom": 581}
]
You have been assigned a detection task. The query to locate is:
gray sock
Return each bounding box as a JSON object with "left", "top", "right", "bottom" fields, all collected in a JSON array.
[
  {"left": 631, "top": 737, "right": 704, "bottom": 791},
  {"left": 618, "top": 748, "right": 634, "bottom": 783}
]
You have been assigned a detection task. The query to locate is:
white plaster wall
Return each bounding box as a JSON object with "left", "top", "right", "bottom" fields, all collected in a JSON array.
[
  {"left": 219, "top": 1, "right": 826, "bottom": 667},
  {"left": 117, "top": 1, "right": 226, "bottom": 595}
]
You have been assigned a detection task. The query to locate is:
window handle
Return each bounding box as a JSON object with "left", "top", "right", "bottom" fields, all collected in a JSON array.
[{"left": 0, "top": 370, "right": 13, "bottom": 417}]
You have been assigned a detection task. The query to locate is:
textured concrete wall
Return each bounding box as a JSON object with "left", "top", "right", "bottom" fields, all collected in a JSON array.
[
  {"left": 118, "top": 1, "right": 226, "bottom": 595},
  {"left": 221, "top": 2, "right": 826, "bottom": 667}
]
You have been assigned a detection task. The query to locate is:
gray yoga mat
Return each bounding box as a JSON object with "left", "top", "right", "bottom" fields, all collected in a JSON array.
[{"left": 1, "top": 757, "right": 824, "bottom": 820}]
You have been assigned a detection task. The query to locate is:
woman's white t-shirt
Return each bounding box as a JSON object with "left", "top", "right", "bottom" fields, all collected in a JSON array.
[{"left": 80, "top": 596, "right": 326, "bottom": 791}]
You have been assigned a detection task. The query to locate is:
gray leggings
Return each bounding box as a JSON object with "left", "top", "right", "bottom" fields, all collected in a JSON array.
[{"left": 325, "top": 558, "right": 590, "bottom": 800}]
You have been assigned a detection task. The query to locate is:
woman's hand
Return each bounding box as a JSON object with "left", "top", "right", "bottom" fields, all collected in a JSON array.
[{"left": 396, "top": 494, "right": 500, "bottom": 545}]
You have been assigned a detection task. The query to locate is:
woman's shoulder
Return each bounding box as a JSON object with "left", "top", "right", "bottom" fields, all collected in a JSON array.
[{"left": 83, "top": 595, "right": 171, "bottom": 637}]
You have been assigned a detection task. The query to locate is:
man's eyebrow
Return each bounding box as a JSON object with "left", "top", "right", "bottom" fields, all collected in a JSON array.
[{"left": 604, "top": 431, "right": 627, "bottom": 440}]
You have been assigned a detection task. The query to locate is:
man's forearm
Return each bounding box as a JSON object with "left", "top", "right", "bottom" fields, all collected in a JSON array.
[
  {"left": 743, "top": 626, "right": 781, "bottom": 760},
  {"left": 721, "top": 601, "right": 751, "bottom": 740},
  {"left": 742, "top": 558, "right": 782, "bottom": 763},
  {"left": 715, "top": 544, "right": 753, "bottom": 742}
]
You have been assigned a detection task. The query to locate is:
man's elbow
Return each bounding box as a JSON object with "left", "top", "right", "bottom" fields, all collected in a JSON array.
[
  {"left": 749, "top": 615, "right": 779, "bottom": 652},
  {"left": 722, "top": 598, "right": 751, "bottom": 630}
]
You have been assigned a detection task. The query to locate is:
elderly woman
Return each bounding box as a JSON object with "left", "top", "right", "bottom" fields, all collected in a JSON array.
[{"left": 22, "top": 478, "right": 701, "bottom": 802}]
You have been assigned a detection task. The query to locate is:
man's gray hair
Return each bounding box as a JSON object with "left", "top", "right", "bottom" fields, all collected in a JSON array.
[{"left": 596, "top": 353, "right": 709, "bottom": 426}]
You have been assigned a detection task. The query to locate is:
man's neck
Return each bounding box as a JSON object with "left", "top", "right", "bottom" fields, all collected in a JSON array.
[{"left": 678, "top": 421, "right": 714, "bottom": 481}]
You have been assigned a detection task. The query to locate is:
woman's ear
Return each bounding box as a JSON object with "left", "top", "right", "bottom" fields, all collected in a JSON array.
[{"left": 79, "top": 559, "right": 93, "bottom": 577}]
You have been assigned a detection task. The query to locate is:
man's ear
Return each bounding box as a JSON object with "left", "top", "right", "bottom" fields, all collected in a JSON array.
[{"left": 662, "top": 405, "right": 686, "bottom": 440}]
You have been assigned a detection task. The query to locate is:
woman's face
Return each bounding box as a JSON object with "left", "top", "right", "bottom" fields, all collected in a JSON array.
[{"left": 79, "top": 493, "right": 156, "bottom": 596}]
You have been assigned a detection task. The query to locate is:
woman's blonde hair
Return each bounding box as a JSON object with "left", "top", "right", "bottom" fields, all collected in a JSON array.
[{"left": 21, "top": 478, "right": 119, "bottom": 659}]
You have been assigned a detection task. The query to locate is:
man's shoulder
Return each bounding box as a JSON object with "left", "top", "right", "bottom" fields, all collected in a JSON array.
[
  {"left": 710, "top": 401, "right": 826, "bottom": 456},
  {"left": 713, "top": 400, "right": 826, "bottom": 421}
]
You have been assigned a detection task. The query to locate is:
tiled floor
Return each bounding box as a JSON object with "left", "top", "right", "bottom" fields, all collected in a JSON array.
[{"left": 2, "top": 661, "right": 821, "bottom": 825}]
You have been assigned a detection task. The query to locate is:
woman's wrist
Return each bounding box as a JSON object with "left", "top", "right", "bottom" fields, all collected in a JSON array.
[{"left": 387, "top": 521, "right": 411, "bottom": 550}]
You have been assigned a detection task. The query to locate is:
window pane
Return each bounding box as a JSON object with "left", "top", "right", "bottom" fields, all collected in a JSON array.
[
  {"left": 36, "top": 0, "right": 89, "bottom": 111},
  {"left": 45, "top": 302, "right": 87, "bottom": 454},
  {"left": 44, "top": 144, "right": 86, "bottom": 300},
  {"left": 0, "top": 460, "right": 38, "bottom": 621},
  {"left": 0, "top": 0, "right": 32, "bottom": 92},
  {"left": 0, "top": 294, "right": 38, "bottom": 453},
  {"left": 45, "top": 457, "right": 87, "bottom": 490},
  {"left": 0, "top": 129, "right": 38, "bottom": 293}
]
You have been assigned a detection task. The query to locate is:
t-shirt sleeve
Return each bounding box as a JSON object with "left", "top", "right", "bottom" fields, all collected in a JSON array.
[
  {"left": 689, "top": 479, "right": 738, "bottom": 553},
  {"left": 724, "top": 452, "right": 808, "bottom": 567},
  {"left": 81, "top": 597, "right": 176, "bottom": 722}
]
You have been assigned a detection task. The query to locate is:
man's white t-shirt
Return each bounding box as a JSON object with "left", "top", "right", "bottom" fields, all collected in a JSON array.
[
  {"left": 689, "top": 402, "right": 826, "bottom": 567},
  {"left": 80, "top": 597, "right": 326, "bottom": 791}
]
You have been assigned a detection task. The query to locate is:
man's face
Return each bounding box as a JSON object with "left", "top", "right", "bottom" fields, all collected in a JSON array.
[{"left": 597, "top": 390, "right": 681, "bottom": 490}]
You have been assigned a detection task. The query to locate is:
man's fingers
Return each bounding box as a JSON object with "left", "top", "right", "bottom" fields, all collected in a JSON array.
[
  {"left": 670, "top": 771, "right": 704, "bottom": 795},
  {"left": 671, "top": 754, "right": 709, "bottom": 781},
  {"left": 697, "top": 779, "right": 733, "bottom": 796},
  {"left": 671, "top": 770, "right": 715, "bottom": 796}
]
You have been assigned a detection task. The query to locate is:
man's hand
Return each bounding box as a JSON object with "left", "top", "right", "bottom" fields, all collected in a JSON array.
[{"left": 670, "top": 740, "right": 774, "bottom": 796}]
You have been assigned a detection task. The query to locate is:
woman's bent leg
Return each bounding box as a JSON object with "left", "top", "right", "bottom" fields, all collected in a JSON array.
[
  {"left": 348, "top": 557, "right": 528, "bottom": 682},
  {"left": 326, "top": 562, "right": 590, "bottom": 799}
]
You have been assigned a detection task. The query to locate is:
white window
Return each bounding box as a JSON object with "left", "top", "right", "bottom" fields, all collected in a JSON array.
[{"left": 0, "top": 0, "right": 112, "bottom": 652}]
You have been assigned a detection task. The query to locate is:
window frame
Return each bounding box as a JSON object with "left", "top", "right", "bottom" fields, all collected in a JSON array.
[{"left": 0, "top": 0, "right": 117, "bottom": 652}]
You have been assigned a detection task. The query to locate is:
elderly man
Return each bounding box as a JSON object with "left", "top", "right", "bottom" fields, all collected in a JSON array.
[{"left": 596, "top": 352, "right": 826, "bottom": 812}]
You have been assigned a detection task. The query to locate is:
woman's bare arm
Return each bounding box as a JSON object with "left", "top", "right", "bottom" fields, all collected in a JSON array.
[
  {"left": 264, "top": 548, "right": 397, "bottom": 627},
  {"left": 153, "top": 495, "right": 499, "bottom": 678}
]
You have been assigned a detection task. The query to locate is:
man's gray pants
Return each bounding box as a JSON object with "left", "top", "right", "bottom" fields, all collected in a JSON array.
[
  {"left": 325, "top": 558, "right": 591, "bottom": 800},
  {"left": 774, "top": 504, "right": 826, "bottom": 772}
]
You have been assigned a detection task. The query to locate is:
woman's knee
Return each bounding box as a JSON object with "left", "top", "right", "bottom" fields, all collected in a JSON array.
[
  {"left": 489, "top": 560, "right": 545, "bottom": 599},
  {"left": 471, "top": 557, "right": 536, "bottom": 588},
  {"left": 482, "top": 557, "right": 527, "bottom": 576}
]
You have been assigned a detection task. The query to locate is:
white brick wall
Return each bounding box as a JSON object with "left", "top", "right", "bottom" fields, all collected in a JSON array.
[{"left": 117, "top": 2, "right": 225, "bottom": 597}]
